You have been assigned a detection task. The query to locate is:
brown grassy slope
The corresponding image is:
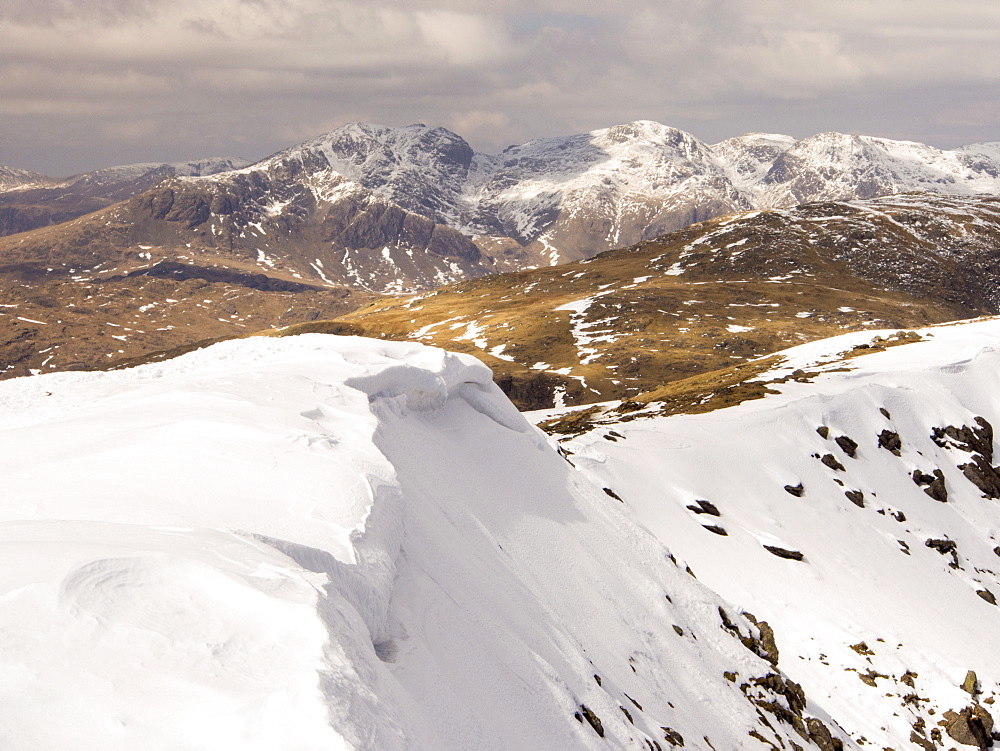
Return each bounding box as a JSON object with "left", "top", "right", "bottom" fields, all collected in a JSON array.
[
  {"left": 280, "top": 196, "right": 997, "bottom": 408},
  {"left": 0, "top": 208, "right": 367, "bottom": 378}
]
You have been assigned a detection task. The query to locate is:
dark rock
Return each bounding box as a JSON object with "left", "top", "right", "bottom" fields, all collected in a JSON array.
[
  {"left": 807, "top": 717, "right": 846, "bottom": 751},
  {"left": 913, "top": 469, "right": 948, "bottom": 501},
  {"left": 703, "top": 525, "right": 728, "bottom": 536},
  {"left": 845, "top": 490, "right": 865, "bottom": 507},
  {"left": 743, "top": 613, "right": 780, "bottom": 666},
  {"left": 603, "top": 487, "right": 624, "bottom": 502},
  {"left": 750, "top": 672, "right": 807, "bottom": 722},
  {"left": 878, "top": 429, "right": 902, "bottom": 455},
  {"left": 960, "top": 456, "right": 1000, "bottom": 499},
  {"left": 944, "top": 704, "right": 994, "bottom": 749},
  {"left": 931, "top": 418, "right": 994, "bottom": 461},
  {"left": 784, "top": 483, "right": 805, "bottom": 497},
  {"left": 764, "top": 545, "right": 805, "bottom": 561},
  {"left": 493, "top": 370, "right": 563, "bottom": 411},
  {"left": 857, "top": 668, "right": 888, "bottom": 686},
  {"left": 835, "top": 435, "right": 858, "bottom": 457},
  {"left": 925, "top": 538, "right": 957, "bottom": 554},
  {"left": 978, "top": 590, "right": 997, "bottom": 605},
  {"left": 579, "top": 705, "right": 604, "bottom": 737},
  {"left": 593, "top": 674, "right": 602, "bottom": 686},
  {"left": 721, "top": 607, "right": 781, "bottom": 667},
  {"left": 620, "top": 706, "right": 634, "bottom": 724},
  {"left": 672, "top": 624, "right": 685, "bottom": 636},
  {"left": 817, "top": 426, "right": 830, "bottom": 439},
  {"left": 662, "top": 727, "right": 684, "bottom": 747},
  {"left": 926, "top": 538, "right": 961, "bottom": 568},
  {"left": 820, "top": 453, "right": 846, "bottom": 471},
  {"left": 718, "top": 607, "right": 737, "bottom": 631},
  {"left": 965, "top": 671, "right": 980, "bottom": 695},
  {"left": 880, "top": 407, "right": 891, "bottom": 419},
  {"left": 687, "top": 499, "right": 721, "bottom": 516}
]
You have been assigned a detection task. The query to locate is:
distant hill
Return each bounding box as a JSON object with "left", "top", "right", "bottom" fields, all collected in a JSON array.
[
  {"left": 309, "top": 194, "right": 1000, "bottom": 408},
  {"left": 0, "top": 158, "right": 248, "bottom": 236}
]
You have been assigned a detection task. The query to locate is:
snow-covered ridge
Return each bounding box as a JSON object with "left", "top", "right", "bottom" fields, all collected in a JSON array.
[
  {"left": 0, "top": 334, "right": 853, "bottom": 749},
  {"left": 0, "top": 157, "right": 249, "bottom": 194},
  {"left": 0, "top": 165, "right": 54, "bottom": 192}
]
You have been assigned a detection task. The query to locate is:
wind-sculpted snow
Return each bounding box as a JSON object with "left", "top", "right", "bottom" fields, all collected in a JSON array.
[
  {"left": 0, "top": 334, "right": 850, "bottom": 749},
  {"left": 561, "top": 317, "right": 1000, "bottom": 749}
]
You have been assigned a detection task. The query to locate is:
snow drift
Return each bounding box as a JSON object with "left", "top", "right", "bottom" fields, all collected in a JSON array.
[{"left": 0, "top": 335, "right": 844, "bottom": 749}]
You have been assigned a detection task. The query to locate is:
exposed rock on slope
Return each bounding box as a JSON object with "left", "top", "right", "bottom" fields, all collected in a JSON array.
[{"left": 551, "top": 317, "right": 1000, "bottom": 751}]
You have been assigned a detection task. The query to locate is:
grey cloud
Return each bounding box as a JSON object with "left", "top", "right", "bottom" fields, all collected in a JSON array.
[{"left": 0, "top": 0, "right": 996, "bottom": 174}]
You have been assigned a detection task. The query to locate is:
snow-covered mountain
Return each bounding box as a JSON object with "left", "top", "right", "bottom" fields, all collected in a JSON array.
[
  {"left": 754, "top": 132, "right": 1000, "bottom": 207},
  {"left": 6, "top": 121, "right": 998, "bottom": 288},
  {"left": 0, "top": 157, "right": 248, "bottom": 236},
  {"left": 53, "top": 157, "right": 250, "bottom": 199},
  {"left": 193, "top": 121, "right": 1000, "bottom": 267},
  {"left": 549, "top": 316, "right": 1000, "bottom": 750},
  {"left": 0, "top": 334, "right": 851, "bottom": 750},
  {"left": 0, "top": 165, "right": 54, "bottom": 192}
]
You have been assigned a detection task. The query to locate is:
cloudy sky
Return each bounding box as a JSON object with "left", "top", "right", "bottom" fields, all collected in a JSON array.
[{"left": 2, "top": 0, "right": 998, "bottom": 175}]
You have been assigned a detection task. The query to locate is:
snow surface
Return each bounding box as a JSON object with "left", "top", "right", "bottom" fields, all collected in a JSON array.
[
  {"left": 0, "top": 335, "right": 833, "bottom": 750},
  {"left": 559, "top": 318, "right": 1000, "bottom": 749}
]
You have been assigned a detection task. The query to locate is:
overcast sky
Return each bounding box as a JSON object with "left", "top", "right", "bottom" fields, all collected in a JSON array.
[{"left": 2, "top": 0, "right": 998, "bottom": 175}]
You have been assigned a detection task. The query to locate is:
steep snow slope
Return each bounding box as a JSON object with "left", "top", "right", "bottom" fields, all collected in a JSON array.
[
  {"left": 472, "top": 121, "right": 752, "bottom": 264},
  {"left": 559, "top": 318, "right": 1000, "bottom": 749},
  {"left": 756, "top": 133, "right": 1000, "bottom": 207},
  {"left": 711, "top": 133, "right": 797, "bottom": 190},
  {"left": 0, "top": 336, "right": 848, "bottom": 750}
]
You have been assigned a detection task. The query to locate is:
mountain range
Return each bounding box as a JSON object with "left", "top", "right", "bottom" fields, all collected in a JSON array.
[
  {"left": 3, "top": 122, "right": 999, "bottom": 292},
  {"left": 2, "top": 121, "right": 1000, "bottom": 388}
]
